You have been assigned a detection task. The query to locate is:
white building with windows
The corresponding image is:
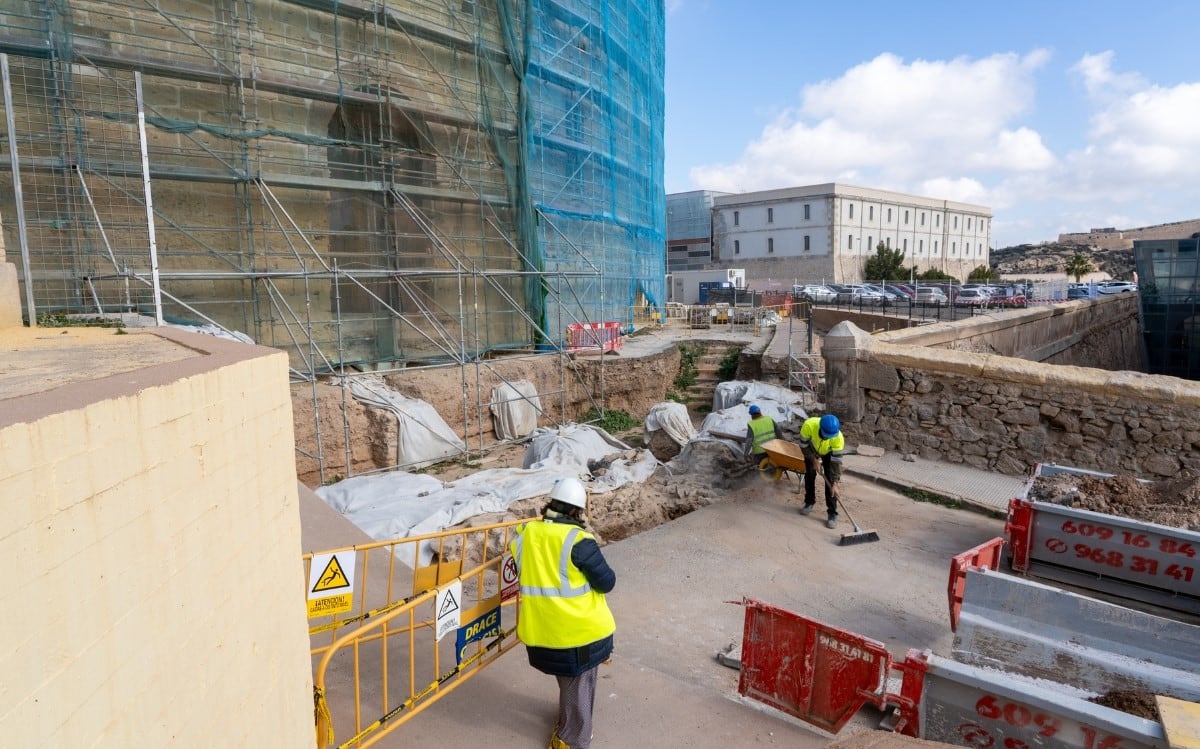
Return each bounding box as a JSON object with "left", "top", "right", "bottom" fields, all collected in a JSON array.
[{"left": 710, "top": 184, "right": 992, "bottom": 284}]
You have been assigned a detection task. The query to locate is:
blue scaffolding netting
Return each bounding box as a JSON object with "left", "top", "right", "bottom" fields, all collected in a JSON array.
[{"left": 0, "top": 0, "right": 666, "bottom": 367}]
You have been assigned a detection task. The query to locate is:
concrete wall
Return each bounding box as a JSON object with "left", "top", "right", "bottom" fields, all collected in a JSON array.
[
  {"left": 0, "top": 329, "right": 315, "bottom": 747},
  {"left": 1059, "top": 219, "right": 1200, "bottom": 250},
  {"left": 823, "top": 300, "right": 1200, "bottom": 477}
]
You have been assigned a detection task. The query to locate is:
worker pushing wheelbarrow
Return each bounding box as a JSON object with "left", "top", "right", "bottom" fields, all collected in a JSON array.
[{"left": 745, "top": 406, "right": 879, "bottom": 545}]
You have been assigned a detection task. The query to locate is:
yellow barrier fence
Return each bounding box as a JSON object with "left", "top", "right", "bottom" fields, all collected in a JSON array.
[{"left": 305, "top": 520, "right": 525, "bottom": 748}]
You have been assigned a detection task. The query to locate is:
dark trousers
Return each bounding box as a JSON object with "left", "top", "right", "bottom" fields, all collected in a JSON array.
[{"left": 803, "top": 455, "right": 838, "bottom": 518}]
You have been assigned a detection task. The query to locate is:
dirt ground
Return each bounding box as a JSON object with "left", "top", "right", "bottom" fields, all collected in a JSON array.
[{"left": 1028, "top": 472, "right": 1200, "bottom": 531}]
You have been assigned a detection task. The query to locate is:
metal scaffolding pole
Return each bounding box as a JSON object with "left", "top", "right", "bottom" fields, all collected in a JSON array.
[{"left": 1, "top": 54, "right": 37, "bottom": 326}]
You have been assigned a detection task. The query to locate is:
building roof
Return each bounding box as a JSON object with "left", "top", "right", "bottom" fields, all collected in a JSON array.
[{"left": 710, "top": 182, "right": 991, "bottom": 215}]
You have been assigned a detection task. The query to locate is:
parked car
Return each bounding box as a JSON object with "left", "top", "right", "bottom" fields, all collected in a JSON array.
[
  {"left": 845, "top": 284, "right": 887, "bottom": 305},
  {"left": 1097, "top": 280, "right": 1138, "bottom": 294},
  {"left": 863, "top": 284, "right": 901, "bottom": 302},
  {"left": 1067, "top": 286, "right": 1091, "bottom": 300},
  {"left": 794, "top": 284, "right": 837, "bottom": 304},
  {"left": 913, "top": 287, "right": 948, "bottom": 305},
  {"left": 954, "top": 288, "right": 992, "bottom": 306},
  {"left": 884, "top": 284, "right": 915, "bottom": 299}
]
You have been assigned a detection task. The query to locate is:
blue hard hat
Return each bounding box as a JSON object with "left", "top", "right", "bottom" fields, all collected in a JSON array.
[
  {"left": 819, "top": 414, "right": 840, "bottom": 438},
  {"left": 748, "top": 404, "right": 761, "bottom": 416}
]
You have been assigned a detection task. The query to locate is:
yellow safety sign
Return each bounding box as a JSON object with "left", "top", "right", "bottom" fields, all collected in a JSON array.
[{"left": 307, "top": 551, "right": 357, "bottom": 618}]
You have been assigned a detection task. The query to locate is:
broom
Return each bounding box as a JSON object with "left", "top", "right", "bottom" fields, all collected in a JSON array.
[{"left": 814, "top": 459, "right": 880, "bottom": 546}]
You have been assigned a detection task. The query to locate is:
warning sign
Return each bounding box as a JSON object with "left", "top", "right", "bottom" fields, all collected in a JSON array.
[
  {"left": 435, "top": 580, "right": 462, "bottom": 642},
  {"left": 501, "top": 553, "right": 519, "bottom": 601},
  {"left": 307, "top": 551, "right": 357, "bottom": 618}
]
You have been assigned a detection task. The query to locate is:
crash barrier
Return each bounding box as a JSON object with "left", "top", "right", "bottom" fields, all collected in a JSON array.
[
  {"left": 1006, "top": 465, "right": 1200, "bottom": 617},
  {"left": 566, "top": 321, "right": 623, "bottom": 353},
  {"left": 307, "top": 520, "right": 524, "bottom": 748},
  {"left": 737, "top": 595, "right": 1175, "bottom": 749},
  {"left": 953, "top": 568, "right": 1200, "bottom": 702},
  {"left": 947, "top": 537, "right": 1005, "bottom": 631}
]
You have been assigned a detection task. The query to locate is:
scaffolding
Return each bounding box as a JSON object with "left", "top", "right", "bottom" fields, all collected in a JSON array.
[{"left": 0, "top": 0, "right": 667, "bottom": 477}]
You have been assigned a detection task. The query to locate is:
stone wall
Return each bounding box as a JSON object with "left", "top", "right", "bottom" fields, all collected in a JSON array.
[
  {"left": 1058, "top": 219, "right": 1200, "bottom": 250},
  {"left": 824, "top": 320, "right": 1200, "bottom": 478},
  {"left": 292, "top": 345, "right": 685, "bottom": 486}
]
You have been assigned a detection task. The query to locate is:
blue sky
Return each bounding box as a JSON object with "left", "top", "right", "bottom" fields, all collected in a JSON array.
[{"left": 664, "top": 0, "right": 1200, "bottom": 248}]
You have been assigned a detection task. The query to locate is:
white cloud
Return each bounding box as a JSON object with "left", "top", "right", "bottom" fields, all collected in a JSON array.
[
  {"left": 685, "top": 49, "right": 1200, "bottom": 246},
  {"left": 689, "top": 51, "right": 1052, "bottom": 194}
]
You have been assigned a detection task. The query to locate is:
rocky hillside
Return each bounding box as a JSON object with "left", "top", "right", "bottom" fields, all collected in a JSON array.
[{"left": 991, "top": 241, "right": 1135, "bottom": 280}]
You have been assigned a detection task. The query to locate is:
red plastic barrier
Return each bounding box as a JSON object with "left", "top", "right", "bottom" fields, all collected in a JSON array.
[
  {"left": 947, "top": 537, "right": 1005, "bottom": 631},
  {"left": 737, "top": 597, "right": 891, "bottom": 733},
  {"left": 565, "top": 322, "right": 622, "bottom": 353}
]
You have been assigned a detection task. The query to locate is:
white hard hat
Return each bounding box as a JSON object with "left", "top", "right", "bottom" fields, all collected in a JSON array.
[{"left": 548, "top": 477, "right": 588, "bottom": 509}]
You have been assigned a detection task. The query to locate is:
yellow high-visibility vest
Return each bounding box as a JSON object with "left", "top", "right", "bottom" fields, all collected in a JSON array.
[
  {"left": 749, "top": 416, "right": 776, "bottom": 455},
  {"left": 510, "top": 520, "right": 615, "bottom": 649}
]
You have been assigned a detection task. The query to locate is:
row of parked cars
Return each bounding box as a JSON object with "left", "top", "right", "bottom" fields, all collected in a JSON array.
[{"left": 794, "top": 282, "right": 1031, "bottom": 307}]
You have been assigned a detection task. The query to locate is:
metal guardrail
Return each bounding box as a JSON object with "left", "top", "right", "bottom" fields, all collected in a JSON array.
[{"left": 305, "top": 520, "right": 524, "bottom": 748}]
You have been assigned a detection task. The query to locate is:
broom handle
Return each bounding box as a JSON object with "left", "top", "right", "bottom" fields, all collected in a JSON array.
[{"left": 814, "top": 457, "right": 865, "bottom": 532}]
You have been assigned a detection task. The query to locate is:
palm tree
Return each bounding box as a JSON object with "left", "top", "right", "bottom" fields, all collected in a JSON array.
[{"left": 1065, "top": 253, "right": 1093, "bottom": 283}]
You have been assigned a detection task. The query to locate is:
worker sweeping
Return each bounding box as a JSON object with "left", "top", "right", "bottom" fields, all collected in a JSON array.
[
  {"left": 510, "top": 477, "right": 616, "bottom": 749},
  {"left": 798, "top": 413, "right": 845, "bottom": 528}
]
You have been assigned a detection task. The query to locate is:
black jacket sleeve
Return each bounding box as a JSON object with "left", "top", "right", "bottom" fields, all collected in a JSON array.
[{"left": 571, "top": 537, "right": 616, "bottom": 593}]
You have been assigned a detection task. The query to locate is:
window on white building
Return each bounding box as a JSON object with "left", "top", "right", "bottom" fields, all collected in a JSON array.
[
  {"left": 733, "top": 211, "right": 739, "bottom": 226},
  {"left": 869, "top": 206, "right": 874, "bottom": 221},
  {"left": 952, "top": 241, "right": 957, "bottom": 254},
  {"left": 919, "top": 239, "right": 924, "bottom": 253},
  {"left": 904, "top": 210, "right": 909, "bottom": 224},
  {"left": 934, "top": 240, "right": 939, "bottom": 252},
  {"left": 767, "top": 207, "right": 774, "bottom": 223},
  {"left": 966, "top": 242, "right": 971, "bottom": 254},
  {"left": 849, "top": 204, "right": 855, "bottom": 219},
  {"left": 903, "top": 238, "right": 908, "bottom": 251},
  {"left": 936, "top": 214, "right": 941, "bottom": 227},
  {"left": 887, "top": 208, "right": 892, "bottom": 222},
  {"left": 868, "top": 236, "right": 873, "bottom": 251},
  {"left": 968, "top": 218, "right": 972, "bottom": 230},
  {"left": 804, "top": 203, "right": 811, "bottom": 220},
  {"left": 804, "top": 235, "right": 811, "bottom": 251},
  {"left": 734, "top": 240, "right": 740, "bottom": 254},
  {"left": 921, "top": 212, "right": 925, "bottom": 226},
  {"left": 768, "top": 237, "right": 774, "bottom": 253},
  {"left": 954, "top": 216, "right": 958, "bottom": 229},
  {"left": 847, "top": 235, "right": 853, "bottom": 249}
]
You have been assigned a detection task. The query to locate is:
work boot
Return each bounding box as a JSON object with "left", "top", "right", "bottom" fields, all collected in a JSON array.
[
  {"left": 799, "top": 504, "right": 815, "bottom": 515},
  {"left": 548, "top": 733, "right": 571, "bottom": 749},
  {"left": 826, "top": 516, "right": 838, "bottom": 529}
]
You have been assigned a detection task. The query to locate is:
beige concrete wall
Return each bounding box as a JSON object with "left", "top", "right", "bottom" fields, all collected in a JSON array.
[{"left": 0, "top": 330, "right": 315, "bottom": 747}]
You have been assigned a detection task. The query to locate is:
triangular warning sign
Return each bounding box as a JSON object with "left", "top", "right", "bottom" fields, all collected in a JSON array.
[
  {"left": 437, "top": 588, "right": 460, "bottom": 618},
  {"left": 312, "top": 556, "right": 351, "bottom": 593}
]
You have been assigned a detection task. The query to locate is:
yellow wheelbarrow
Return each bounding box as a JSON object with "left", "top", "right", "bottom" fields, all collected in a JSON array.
[{"left": 756, "top": 438, "right": 807, "bottom": 482}]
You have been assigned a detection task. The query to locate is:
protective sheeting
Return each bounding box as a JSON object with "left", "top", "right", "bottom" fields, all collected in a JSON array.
[
  {"left": 315, "top": 424, "right": 659, "bottom": 562},
  {"left": 713, "top": 380, "right": 806, "bottom": 420},
  {"left": 342, "top": 375, "right": 466, "bottom": 469},
  {"left": 644, "top": 401, "right": 696, "bottom": 446},
  {"left": 315, "top": 466, "right": 580, "bottom": 565},
  {"left": 490, "top": 380, "right": 542, "bottom": 440},
  {"left": 523, "top": 424, "right": 660, "bottom": 493}
]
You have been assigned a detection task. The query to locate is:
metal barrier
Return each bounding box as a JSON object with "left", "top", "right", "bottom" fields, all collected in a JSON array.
[
  {"left": 1006, "top": 493, "right": 1200, "bottom": 617},
  {"left": 566, "top": 321, "right": 623, "bottom": 353},
  {"left": 947, "top": 536, "right": 1005, "bottom": 631},
  {"left": 306, "top": 520, "right": 524, "bottom": 748}
]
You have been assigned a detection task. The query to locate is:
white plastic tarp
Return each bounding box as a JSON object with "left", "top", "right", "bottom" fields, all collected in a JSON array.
[
  {"left": 712, "top": 381, "right": 806, "bottom": 425},
  {"left": 490, "top": 380, "right": 542, "bottom": 440},
  {"left": 644, "top": 401, "right": 696, "bottom": 447},
  {"left": 315, "top": 466, "right": 580, "bottom": 565},
  {"left": 343, "top": 376, "right": 466, "bottom": 469},
  {"left": 522, "top": 424, "right": 659, "bottom": 494},
  {"left": 315, "top": 423, "right": 659, "bottom": 562}
]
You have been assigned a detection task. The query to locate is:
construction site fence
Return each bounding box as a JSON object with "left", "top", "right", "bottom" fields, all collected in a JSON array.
[
  {"left": 306, "top": 519, "right": 525, "bottom": 749},
  {"left": 566, "top": 321, "right": 623, "bottom": 353}
]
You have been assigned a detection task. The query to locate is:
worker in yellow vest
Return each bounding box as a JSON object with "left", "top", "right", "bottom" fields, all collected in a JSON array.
[
  {"left": 510, "top": 477, "right": 616, "bottom": 749},
  {"left": 798, "top": 413, "right": 846, "bottom": 528},
  {"left": 743, "top": 404, "right": 783, "bottom": 466}
]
